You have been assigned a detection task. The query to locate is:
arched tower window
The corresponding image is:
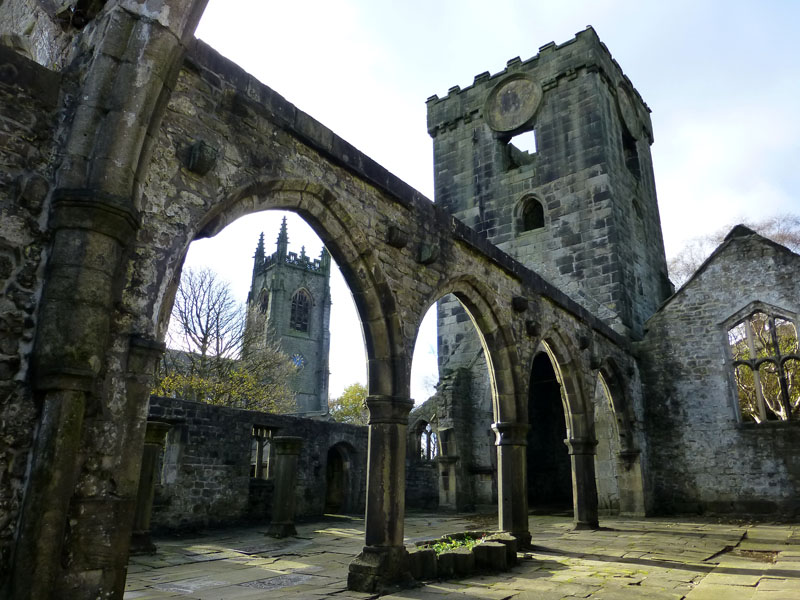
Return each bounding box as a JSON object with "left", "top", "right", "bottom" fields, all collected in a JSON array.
[
  {"left": 518, "top": 196, "right": 545, "bottom": 233},
  {"left": 290, "top": 290, "right": 311, "bottom": 332},
  {"left": 259, "top": 289, "right": 269, "bottom": 314}
]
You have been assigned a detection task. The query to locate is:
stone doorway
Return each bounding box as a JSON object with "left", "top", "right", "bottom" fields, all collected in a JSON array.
[
  {"left": 325, "top": 444, "right": 350, "bottom": 513},
  {"left": 527, "top": 352, "right": 572, "bottom": 513}
]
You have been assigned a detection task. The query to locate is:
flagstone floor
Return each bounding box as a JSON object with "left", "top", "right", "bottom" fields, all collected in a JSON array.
[{"left": 125, "top": 512, "right": 800, "bottom": 599}]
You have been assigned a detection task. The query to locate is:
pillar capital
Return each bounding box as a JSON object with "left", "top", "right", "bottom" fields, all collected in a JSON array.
[
  {"left": 128, "top": 336, "right": 166, "bottom": 375},
  {"left": 564, "top": 437, "right": 598, "bottom": 456},
  {"left": 366, "top": 395, "right": 414, "bottom": 424},
  {"left": 51, "top": 188, "right": 140, "bottom": 245},
  {"left": 492, "top": 421, "right": 529, "bottom": 446}
]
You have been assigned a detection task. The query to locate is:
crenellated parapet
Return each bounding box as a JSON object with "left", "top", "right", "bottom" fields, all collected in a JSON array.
[{"left": 427, "top": 26, "right": 653, "bottom": 144}]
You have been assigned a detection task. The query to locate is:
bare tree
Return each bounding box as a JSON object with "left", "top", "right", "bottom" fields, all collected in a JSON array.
[
  {"left": 669, "top": 214, "right": 800, "bottom": 288},
  {"left": 154, "top": 267, "right": 297, "bottom": 412}
]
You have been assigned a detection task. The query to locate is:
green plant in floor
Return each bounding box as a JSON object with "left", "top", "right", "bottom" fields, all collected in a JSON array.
[{"left": 430, "top": 535, "right": 485, "bottom": 554}]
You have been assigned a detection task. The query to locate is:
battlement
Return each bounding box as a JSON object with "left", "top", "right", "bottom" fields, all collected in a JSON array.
[
  {"left": 426, "top": 26, "right": 651, "bottom": 141},
  {"left": 261, "top": 248, "right": 329, "bottom": 273}
]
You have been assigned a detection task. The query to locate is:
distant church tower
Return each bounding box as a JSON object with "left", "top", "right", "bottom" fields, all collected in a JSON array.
[
  {"left": 427, "top": 26, "right": 672, "bottom": 341},
  {"left": 246, "top": 218, "right": 331, "bottom": 415}
]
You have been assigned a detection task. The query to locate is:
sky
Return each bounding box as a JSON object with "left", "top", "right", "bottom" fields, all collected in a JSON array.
[{"left": 185, "top": 0, "right": 800, "bottom": 402}]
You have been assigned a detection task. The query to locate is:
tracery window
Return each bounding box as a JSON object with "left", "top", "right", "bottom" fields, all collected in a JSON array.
[
  {"left": 420, "top": 422, "right": 438, "bottom": 461},
  {"left": 727, "top": 309, "right": 800, "bottom": 422},
  {"left": 290, "top": 289, "right": 310, "bottom": 332}
]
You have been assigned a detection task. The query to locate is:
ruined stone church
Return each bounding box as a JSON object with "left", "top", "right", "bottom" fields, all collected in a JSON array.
[{"left": 0, "top": 1, "right": 798, "bottom": 598}]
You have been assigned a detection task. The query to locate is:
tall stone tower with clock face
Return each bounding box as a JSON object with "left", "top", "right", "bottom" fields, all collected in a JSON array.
[
  {"left": 427, "top": 27, "right": 673, "bottom": 384},
  {"left": 245, "top": 218, "right": 332, "bottom": 416}
]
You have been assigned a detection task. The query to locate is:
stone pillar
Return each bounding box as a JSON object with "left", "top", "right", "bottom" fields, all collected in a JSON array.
[
  {"left": 267, "top": 436, "right": 303, "bottom": 537},
  {"left": 437, "top": 455, "right": 459, "bottom": 509},
  {"left": 565, "top": 437, "right": 600, "bottom": 529},
  {"left": 492, "top": 422, "right": 530, "bottom": 548},
  {"left": 348, "top": 395, "right": 413, "bottom": 593},
  {"left": 12, "top": 191, "right": 140, "bottom": 600},
  {"left": 130, "top": 421, "right": 171, "bottom": 554}
]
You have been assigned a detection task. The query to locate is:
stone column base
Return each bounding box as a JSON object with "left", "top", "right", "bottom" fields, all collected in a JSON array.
[
  {"left": 347, "top": 546, "right": 411, "bottom": 593},
  {"left": 511, "top": 530, "right": 532, "bottom": 549},
  {"left": 266, "top": 521, "right": 297, "bottom": 538},
  {"left": 129, "top": 531, "right": 157, "bottom": 555}
]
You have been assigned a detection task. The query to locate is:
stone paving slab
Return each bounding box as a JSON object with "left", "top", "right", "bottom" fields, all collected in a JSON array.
[{"left": 125, "top": 513, "right": 800, "bottom": 599}]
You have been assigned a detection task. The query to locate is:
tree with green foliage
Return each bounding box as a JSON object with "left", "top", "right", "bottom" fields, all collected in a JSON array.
[
  {"left": 329, "top": 382, "right": 368, "bottom": 425},
  {"left": 153, "top": 267, "right": 297, "bottom": 413}
]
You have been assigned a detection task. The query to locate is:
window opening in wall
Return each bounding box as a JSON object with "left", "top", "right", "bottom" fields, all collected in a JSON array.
[
  {"left": 728, "top": 310, "right": 800, "bottom": 422},
  {"left": 520, "top": 198, "right": 545, "bottom": 232},
  {"left": 505, "top": 129, "right": 537, "bottom": 169},
  {"left": 290, "top": 289, "right": 310, "bottom": 332},
  {"left": 259, "top": 289, "right": 269, "bottom": 314},
  {"left": 622, "top": 128, "right": 641, "bottom": 180},
  {"left": 420, "top": 422, "right": 438, "bottom": 461},
  {"left": 250, "top": 425, "right": 272, "bottom": 478}
]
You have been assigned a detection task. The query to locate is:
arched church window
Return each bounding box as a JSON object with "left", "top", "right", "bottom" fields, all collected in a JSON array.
[
  {"left": 727, "top": 308, "right": 800, "bottom": 422},
  {"left": 420, "top": 422, "right": 438, "bottom": 461},
  {"left": 521, "top": 198, "right": 545, "bottom": 231},
  {"left": 517, "top": 196, "right": 545, "bottom": 233},
  {"left": 290, "top": 289, "right": 311, "bottom": 332}
]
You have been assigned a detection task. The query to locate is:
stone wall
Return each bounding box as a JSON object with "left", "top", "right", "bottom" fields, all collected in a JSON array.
[
  {"left": 0, "top": 46, "right": 60, "bottom": 579},
  {"left": 0, "top": 6, "right": 642, "bottom": 594},
  {"left": 148, "top": 396, "right": 368, "bottom": 531},
  {"left": 639, "top": 230, "right": 800, "bottom": 516}
]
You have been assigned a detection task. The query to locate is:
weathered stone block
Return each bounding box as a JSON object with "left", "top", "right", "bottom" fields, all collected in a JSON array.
[{"left": 473, "top": 541, "right": 508, "bottom": 571}]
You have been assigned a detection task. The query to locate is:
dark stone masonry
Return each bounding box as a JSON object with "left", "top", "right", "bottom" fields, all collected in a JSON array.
[{"left": 0, "top": 1, "right": 798, "bottom": 598}]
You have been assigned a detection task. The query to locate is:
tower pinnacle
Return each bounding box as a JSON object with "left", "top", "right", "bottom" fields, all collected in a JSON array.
[{"left": 277, "top": 216, "right": 289, "bottom": 257}]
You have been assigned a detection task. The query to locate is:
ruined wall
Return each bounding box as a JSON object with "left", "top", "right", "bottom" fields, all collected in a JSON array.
[
  {"left": 148, "top": 396, "right": 368, "bottom": 530},
  {"left": 0, "top": 0, "right": 76, "bottom": 68},
  {"left": 0, "top": 47, "right": 60, "bottom": 580},
  {"left": 639, "top": 231, "right": 800, "bottom": 516},
  {"left": 0, "top": 10, "right": 638, "bottom": 594},
  {"left": 405, "top": 401, "right": 439, "bottom": 509}
]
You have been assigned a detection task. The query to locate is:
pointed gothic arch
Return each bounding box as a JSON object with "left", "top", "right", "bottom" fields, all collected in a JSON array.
[
  {"left": 528, "top": 334, "right": 599, "bottom": 528},
  {"left": 415, "top": 274, "right": 527, "bottom": 537}
]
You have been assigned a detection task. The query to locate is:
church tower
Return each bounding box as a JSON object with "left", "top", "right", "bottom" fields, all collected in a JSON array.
[
  {"left": 427, "top": 26, "right": 672, "bottom": 341},
  {"left": 246, "top": 218, "right": 331, "bottom": 415}
]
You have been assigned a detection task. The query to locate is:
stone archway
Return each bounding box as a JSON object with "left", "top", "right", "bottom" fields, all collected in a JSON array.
[
  {"left": 527, "top": 351, "right": 572, "bottom": 513},
  {"left": 529, "top": 337, "right": 599, "bottom": 529},
  {"left": 595, "top": 360, "right": 646, "bottom": 516},
  {"left": 325, "top": 443, "right": 353, "bottom": 514},
  {"left": 417, "top": 276, "right": 528, "bottom": 541}
]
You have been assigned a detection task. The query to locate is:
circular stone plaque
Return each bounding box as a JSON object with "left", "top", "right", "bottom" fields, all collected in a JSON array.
[
  {"left": 617, "top": 84, "right": 642, "bottom": 139},
  {"left": 484, "top": 74, "right": 543, "bottom": 133}
]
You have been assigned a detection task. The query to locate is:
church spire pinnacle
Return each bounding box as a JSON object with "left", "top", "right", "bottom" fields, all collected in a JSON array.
[
  {"left": 254, "top": 232, "right": 265, "bottom": 260},
  {"left": 276, "top": 216, "right": 288, "bottom": 257}
]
